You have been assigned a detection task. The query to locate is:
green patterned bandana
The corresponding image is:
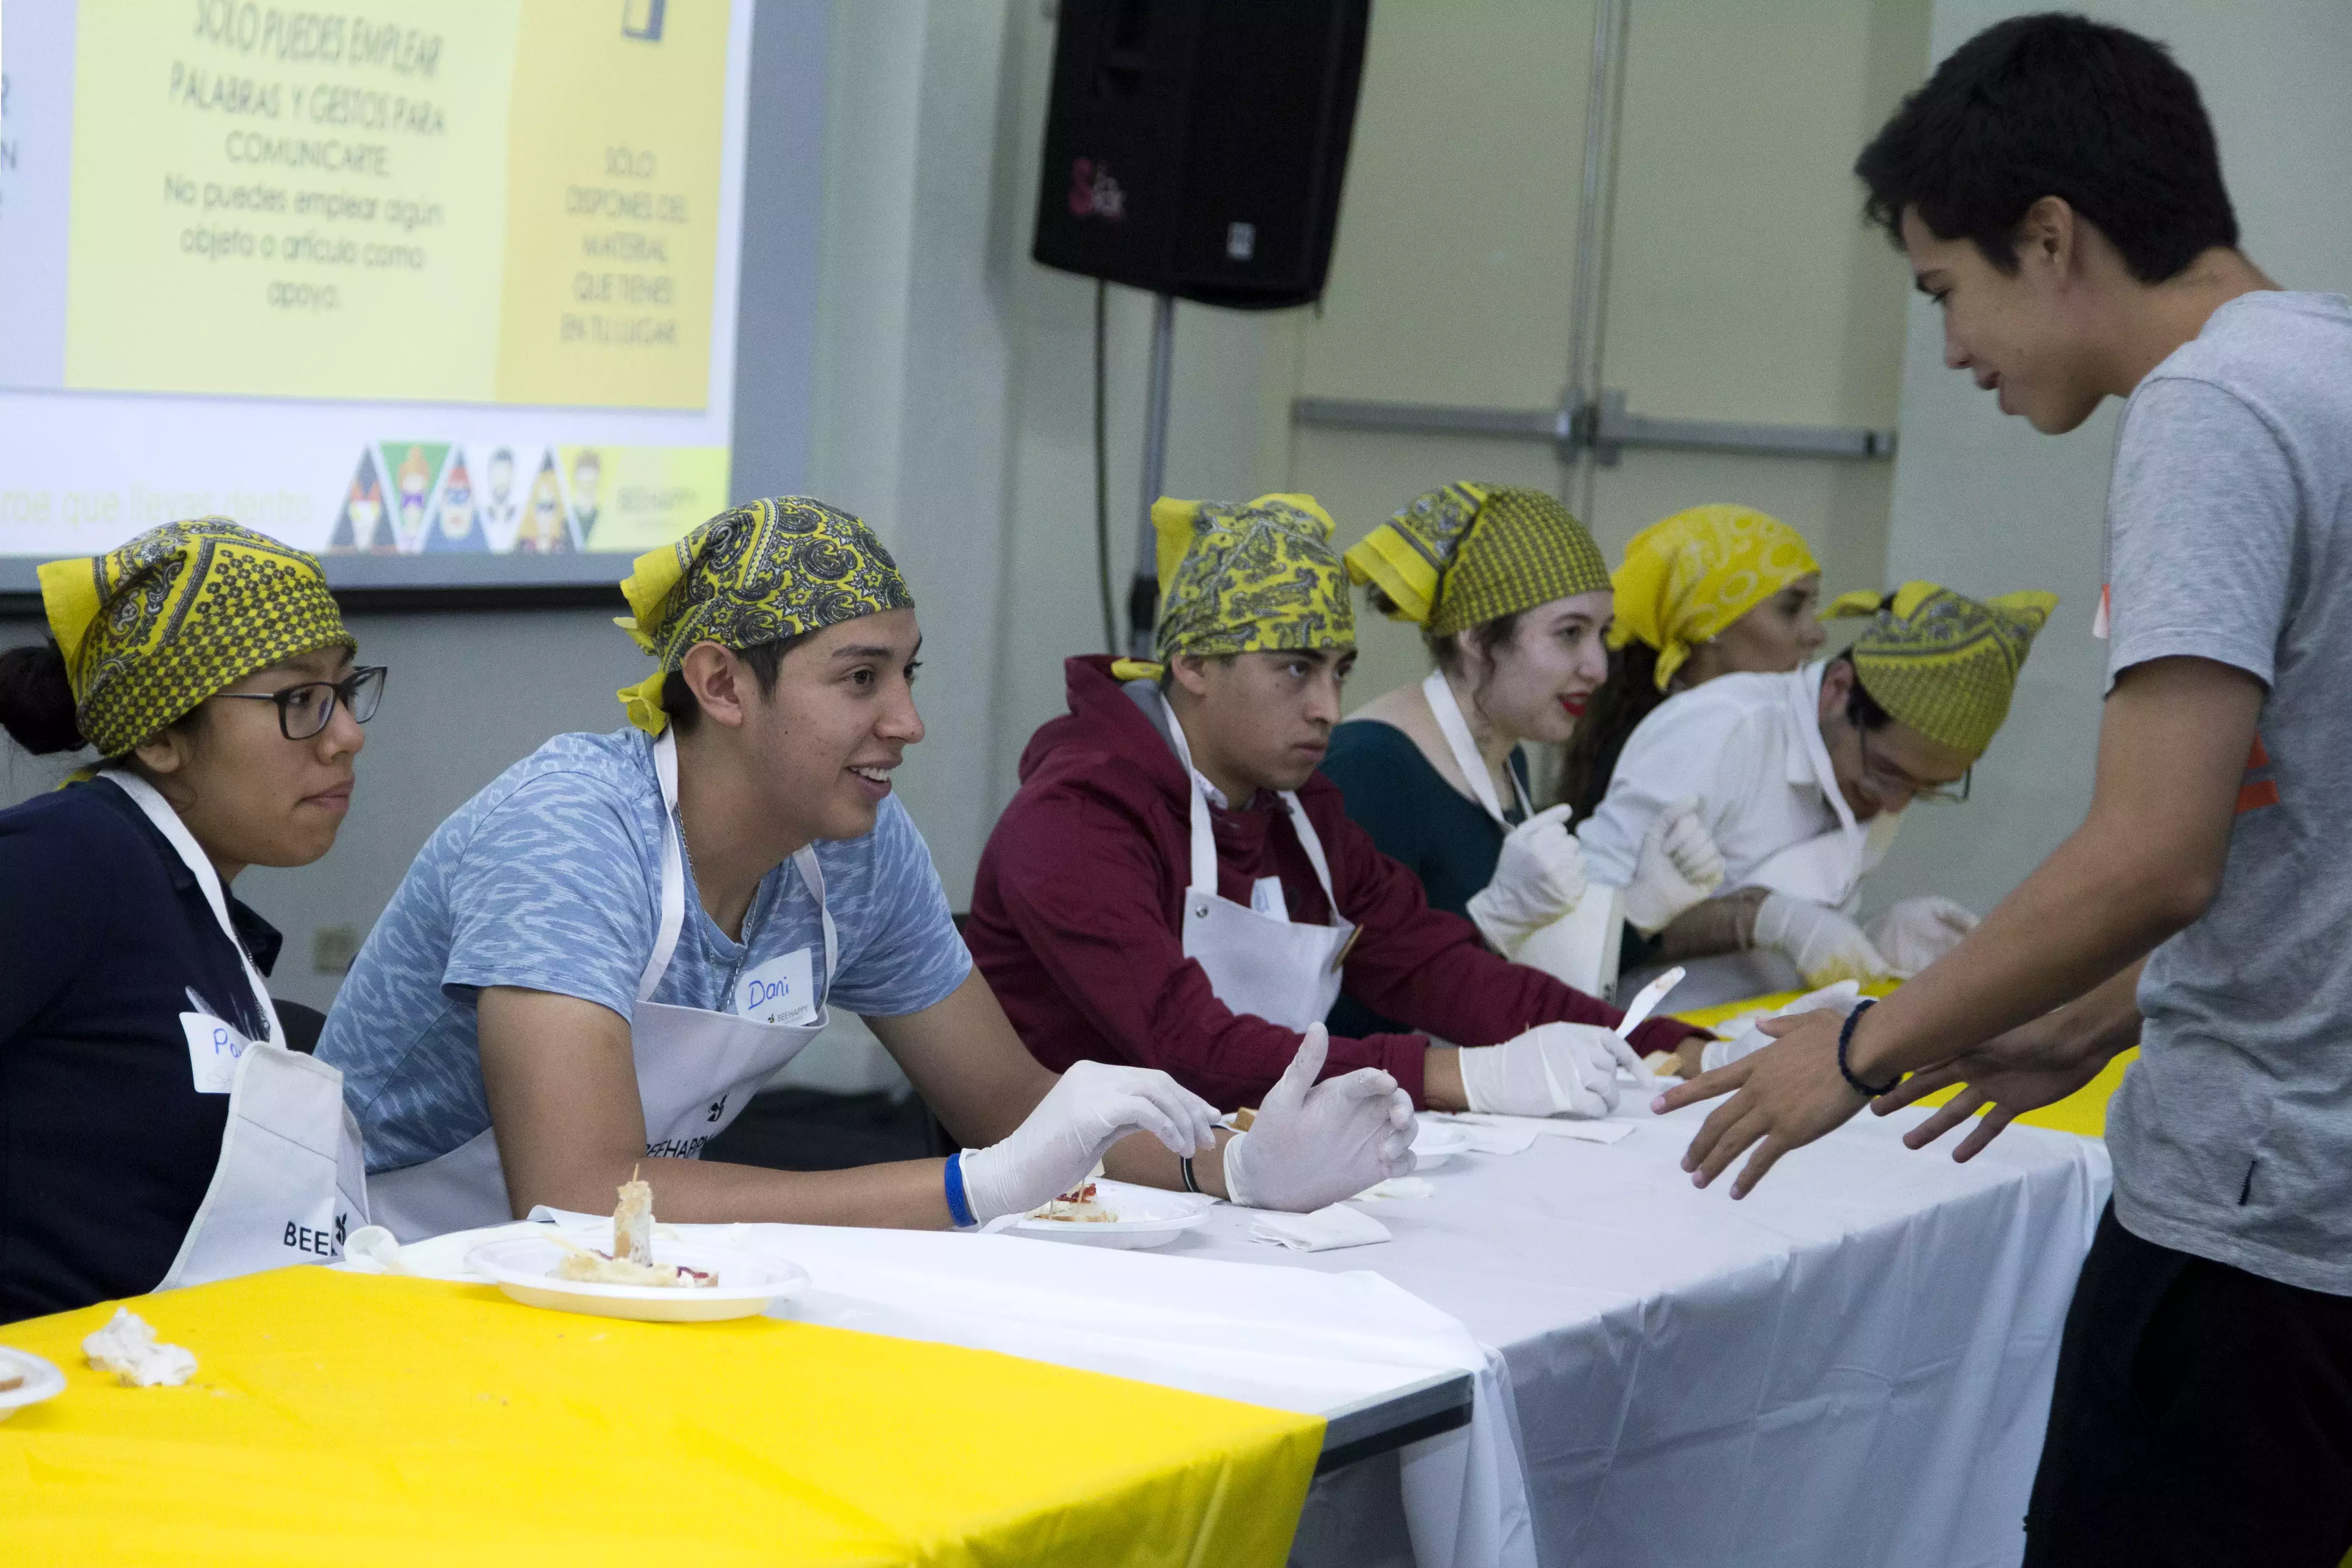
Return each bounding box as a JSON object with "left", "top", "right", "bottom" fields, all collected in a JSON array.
[
  {"left": 1828, "top": 580, "right": 2059, "bottom": 757},
  {"left": 1346, "top": 482, "right": 1611, "bottom": 637},
  {"left": 615, "top": 496, "right": 914, "bottom": 735},
  {"left": 38, "top": 519, "right": 354, "bottom": 758}
]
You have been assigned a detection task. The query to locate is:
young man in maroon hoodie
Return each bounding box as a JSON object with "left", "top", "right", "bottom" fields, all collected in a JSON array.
[{"left": 967, "top": 493, "right": 1703, "bottom": 1115}]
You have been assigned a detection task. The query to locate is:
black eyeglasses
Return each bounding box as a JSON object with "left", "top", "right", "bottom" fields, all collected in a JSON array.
[
  {"left": 1856, "top": 723, "right": 1970, "bottom": 806},
  {"left": 212, "top": 666, "right": 388, "bottom": 741}
]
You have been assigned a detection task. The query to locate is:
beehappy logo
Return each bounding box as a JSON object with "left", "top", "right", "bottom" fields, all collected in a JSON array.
[{"left": 1068, "top": 158, "right": 1127, "bottom": 220}]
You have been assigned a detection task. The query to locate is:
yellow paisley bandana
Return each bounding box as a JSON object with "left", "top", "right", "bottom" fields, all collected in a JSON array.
[
  {"left": 614, "top": 496, "right": 914, "bottom": 736},
  {"left": 1109, "top": 493, "right": 1353, "bottom": 681},
  {"left": 1828, "top": 580, "right": 2059, "bottom": 757},
  {"left": 37, "top": 519, "right": 353, "bottom": 759},
  {"left": 1345, "top": 481, "right": 1610, "bottom": 638},
  {"left": 1608, "top": 504, "right": 1822, "bottom": 690}
]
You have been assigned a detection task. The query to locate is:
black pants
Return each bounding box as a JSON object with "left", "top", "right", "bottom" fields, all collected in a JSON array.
[{"left": 2025, "top": 1203, "right": 2352, "bottom": 1567}]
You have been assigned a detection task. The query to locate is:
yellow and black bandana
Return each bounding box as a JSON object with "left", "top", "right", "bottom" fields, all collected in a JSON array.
[
  {"left": 1829, "top": 580, "right": 2059, "bottom": 758},
  {"left": 1111, "top": 493, "right": 1354, "bottom": 680},
  {"left": 37, "top": 519, "right": 353, "bottom": 758},
  {"left": 615, "top": 496, "right": 914, "bottom": 735},
  {"left": 1345, "top": 481, "right": 1611, "bottom": 638}
]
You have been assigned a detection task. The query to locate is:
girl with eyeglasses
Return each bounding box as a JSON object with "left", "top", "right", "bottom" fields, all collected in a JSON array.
[{"left": 0, "top": 519, "right": 384, "bottom": 1322}]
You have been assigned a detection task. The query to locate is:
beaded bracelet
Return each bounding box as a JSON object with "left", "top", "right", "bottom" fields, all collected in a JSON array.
[{"left": 1837, "top": 999, "right": 1899, "bottom": 1098}]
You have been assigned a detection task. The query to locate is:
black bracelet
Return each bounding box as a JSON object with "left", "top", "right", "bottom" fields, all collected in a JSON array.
[
  {"left": 1837, "top": 999, "right": 1899, "bottom": 1098},
  {"left": 1179, "top": 1155, "right": 1201, "bottom": 1194}
]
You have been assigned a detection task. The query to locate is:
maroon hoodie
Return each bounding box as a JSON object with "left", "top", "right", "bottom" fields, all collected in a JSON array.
[{"left": 966, "top": 656, "right": 1697, "bottom": 1110}]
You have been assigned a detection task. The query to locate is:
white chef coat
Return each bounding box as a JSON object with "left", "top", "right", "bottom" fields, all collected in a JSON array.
[{"left": 1577, "top": 663, "right": 1900, "bottom": 909}]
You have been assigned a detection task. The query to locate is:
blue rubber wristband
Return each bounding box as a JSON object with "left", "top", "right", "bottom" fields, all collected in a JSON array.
[
  {"left": 942, "top": 1150, "right": 976, "bottom": 1228},
  {"left": 1837, "top": 998, "right": 1898, "bottom": 1098}
]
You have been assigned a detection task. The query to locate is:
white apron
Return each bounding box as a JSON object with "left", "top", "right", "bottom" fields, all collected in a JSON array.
[
  {"left": 1163, "top": 697, "right": 1356, "bottom": 1031},
  {"left": 1741, "top": 677, "right": 1902, "bottom": 913},
  {"left": 368, "top": 730, "right": 839, "bottom": 1241},
  {"left": 1420, "top": 668, "right": 1532, "bottom": 828},
  {"left": 104, "top": 771, "right": 370, "bottom": 1290}
]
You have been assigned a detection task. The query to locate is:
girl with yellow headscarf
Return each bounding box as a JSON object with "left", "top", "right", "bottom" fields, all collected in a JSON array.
[
  {"left": 0, "top": 519, "right": 384, "bottom": 1322},
  {"left": 1558, "top": 504, "right": 1828, "bottom": 819}
]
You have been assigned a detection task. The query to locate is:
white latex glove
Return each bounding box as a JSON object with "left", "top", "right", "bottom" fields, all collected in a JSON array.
[
  {"left": 1699, "top": 980, "right": 1864, "bottom": 1073},
  {"left": 1868, "top": 896, "right": 1979, "bottom": 977},
  {"left": 959, "top": 1060, "right": 1219, "bottom": 1223},
  {"left": 1621, "top": 800, "right": 1727, "bottom": 935},
  {"left": 1753, "top": 891, "right": 1895, "bottom": 988},
  {"left": 1467, "top": 804, "right": 1589, "bottom": 957},
  {"left": 1223, "top": 1025, "right": 1415, "bottom": 1211},
  {"left": 1458, "top": 1021, "right": 1650, "bottom": 1119}
]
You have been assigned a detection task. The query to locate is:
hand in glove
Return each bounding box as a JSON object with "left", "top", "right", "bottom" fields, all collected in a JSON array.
[
  {"left": 1700, "top": 979, "right": 1865, "bottom": 1073},
  {"left": 1459, "top": 1021, "right": 1651, "bottom": 1119},
  {"left": 1868, "top": 896, "right": 1978, "bottom": 977},
  {"left": 959, "top": 1059, "right": 1219, "bottom": 1223},
  {"left": 1467, "top": 803, "right": 1588, "bottom": 957},
  {"left": 1752, "top": 892, "right": 1895, "bottom": 988},
  {"left": 1621, "top": 800, "right": 1727, "bottom": 935},
  {"left": 1223, "top": 1025, "right": 1415, "bottom": 1211}
]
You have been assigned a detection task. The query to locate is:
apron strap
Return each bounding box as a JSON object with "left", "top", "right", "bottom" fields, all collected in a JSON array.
[
  {"left": 1422, "top": 668, "right": 1530, "bottom": 827},
  {"left": 1277, "top": 792, "right": 1340, "bottom": 907},
  {"left": 639, "top": 729, "right": 689, "bottom": 1004},
  {"left": 790, "top": 845, "right": 839, "bottom": 1002},
  {"left": 104, "top": 769, "right": 285, "bottom": 1049},
  {"left": 641, "top": 730, "right": 840, "bottom": 1006},
  {"left": 1158, "top": 693, "right": 1224, "bottom": 896}
]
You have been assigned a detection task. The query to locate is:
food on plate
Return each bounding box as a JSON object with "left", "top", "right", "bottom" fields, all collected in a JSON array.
[
  {"left": 614, "top": 1171, "right": 654, "bottom": 1266},
  {"left": 1229, "top": 1106, "right": 1258, "bottom": 1131},
  {"left": 1029, "top": 1180, "right": 1118, "bottom": 1223},
  {"left": 549, "top": 1236, "right": 717, "bottom": 1288},
  {"left": 82, "top": 1307, "right": 198, "bottom": 1387},
  {"left": 0, "top": 1371, "right": 23, "bottom": 1393},
  {"left": 543, "top": 1175, "right": 715, "bottom": 1288}
]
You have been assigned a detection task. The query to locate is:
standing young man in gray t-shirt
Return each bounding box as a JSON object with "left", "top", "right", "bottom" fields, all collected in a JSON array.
[{"left": 1657, "top": 16, "right": 2352, "bottom": 1564}]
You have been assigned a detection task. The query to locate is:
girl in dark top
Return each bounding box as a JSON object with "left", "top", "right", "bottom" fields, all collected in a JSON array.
[
  {"left": 0, "top": 519, "right": 383, "bottom": 1322},
  {"left": 1321, "top": 483, "right": 1722, "bottom": 1036}
]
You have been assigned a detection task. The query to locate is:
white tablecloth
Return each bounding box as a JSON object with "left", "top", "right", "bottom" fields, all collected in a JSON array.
[{"left": 1185, "top": 1097, "right": 2112, "bottom": 1568}]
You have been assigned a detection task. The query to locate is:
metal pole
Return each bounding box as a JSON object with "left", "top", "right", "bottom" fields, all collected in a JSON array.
[
  {"left": 1128, "top": 292, "right": 1177, "bottom": 659},
  {"left": 1560, "top": 0, "right": 1629, "bottom": 497}
]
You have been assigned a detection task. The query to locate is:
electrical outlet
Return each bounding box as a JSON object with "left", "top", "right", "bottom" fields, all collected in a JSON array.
[{"left": 313, "top": 924, "right": 362, "bottom": 976}]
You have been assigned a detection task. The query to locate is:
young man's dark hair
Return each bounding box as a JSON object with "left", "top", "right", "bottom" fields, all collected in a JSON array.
[{"left": 1855, "top": 13, "right": 2237, "bottom": 282}]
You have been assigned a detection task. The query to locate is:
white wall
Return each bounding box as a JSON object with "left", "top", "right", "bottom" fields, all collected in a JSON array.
[{"left": 1870, "top": 0, "right": 2352, "bottom": 917}]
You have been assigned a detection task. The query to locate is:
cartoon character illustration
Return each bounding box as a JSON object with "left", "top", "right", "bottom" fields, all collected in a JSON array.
[
  {"left": 568, "top": 449, "right": 604, "bottom": 546},
  {"left": 327, "top": 449, "right": 395, "bottom": 553},
  {"left": 515, "top": 452, "right": 576, "bottom": 553},
  {"left": 481, "top": 445, "right": 521, "bottom": 551},
  {"left": 425, "top": 451, "right": 489, "bottom": 552}
]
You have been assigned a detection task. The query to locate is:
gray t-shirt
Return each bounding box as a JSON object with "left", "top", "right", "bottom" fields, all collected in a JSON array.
[{"left": 2102, "top": 290, "right": 2352, "bottom": 1295}]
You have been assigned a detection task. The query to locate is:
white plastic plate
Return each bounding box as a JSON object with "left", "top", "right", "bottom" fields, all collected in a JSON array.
[
  {"left": 0, "top": 1347, "right": 66, "bottom": 1419},
  {"left": 1009, "top": 1180, "right": 1213, "bottom": 1250},
  {"left": 466, "top": 1235, "right": 810, "bottom": 1322}
]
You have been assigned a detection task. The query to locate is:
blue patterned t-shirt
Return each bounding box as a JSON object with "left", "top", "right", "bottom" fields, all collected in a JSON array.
[{"left": 319, "top": 728, "right": 970, "bottom": 1171}]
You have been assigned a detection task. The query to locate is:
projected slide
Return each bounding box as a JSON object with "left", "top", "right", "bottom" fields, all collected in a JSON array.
[{"left": 0, "top": 0, "right": 759, "bottom": 578}]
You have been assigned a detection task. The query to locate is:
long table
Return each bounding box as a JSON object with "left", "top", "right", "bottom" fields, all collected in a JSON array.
[{"left": 1225, "top": 1095, "right": 2113, "bottom": 1567}]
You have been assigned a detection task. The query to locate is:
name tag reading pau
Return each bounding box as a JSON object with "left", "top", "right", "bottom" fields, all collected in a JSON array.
[
  {"left": 734, "top": 949, "right": 817, "bottom": 1026},
  {"left": 181, "top": 1012, "right": 255, "bottom": 1095}
]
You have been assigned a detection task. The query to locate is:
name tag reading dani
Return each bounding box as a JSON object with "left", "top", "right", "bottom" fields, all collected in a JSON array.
[
  {"left": 181, "top": 1012, "right": 256, "bottom": 1095},
  {"left": 734, "top": 948, "right": 817, "bottom": 1026}
]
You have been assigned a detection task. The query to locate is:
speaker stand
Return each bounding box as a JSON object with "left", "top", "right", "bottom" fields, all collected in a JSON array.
[{"left": 1126, "top": 292, "right": 1177, "bottom": 658}]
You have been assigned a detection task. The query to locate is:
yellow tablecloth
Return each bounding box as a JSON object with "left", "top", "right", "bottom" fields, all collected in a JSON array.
[
  {"left": 1675, "top": 986, "right": 2133, "bottom": 1139},
  {"left": 0, "top": 1267, "right": 1322, "bottom": 1567}
]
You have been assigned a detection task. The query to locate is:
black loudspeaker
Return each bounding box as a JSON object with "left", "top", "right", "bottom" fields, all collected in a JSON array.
[{"left": 1032, "top": 0, "right": 1371, "bottom": 310}]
